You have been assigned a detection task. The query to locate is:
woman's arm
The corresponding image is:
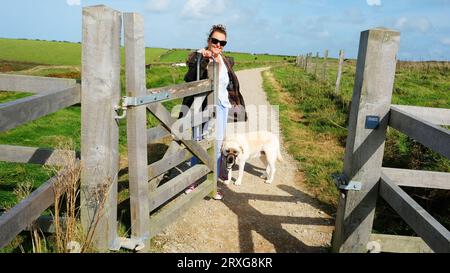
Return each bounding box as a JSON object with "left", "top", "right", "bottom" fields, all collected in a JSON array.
[{"left": 184, "top": 51, "right": 210, "bottom": 82}]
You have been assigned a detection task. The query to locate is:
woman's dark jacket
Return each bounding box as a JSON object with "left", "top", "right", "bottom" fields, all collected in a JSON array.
[{"left": 180, "top": 51, "right": 247, "bottom": 122}]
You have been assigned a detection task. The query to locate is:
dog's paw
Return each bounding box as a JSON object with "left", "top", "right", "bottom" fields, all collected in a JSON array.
[
  {"left": 234, "top": 180, "right": 242, "bottom": 186},
  {"left": 264, "top": 179, "right": 273, "bottom": 184},
  {"left": 260, "top": 173, "right": 268, "bottom": 179}
]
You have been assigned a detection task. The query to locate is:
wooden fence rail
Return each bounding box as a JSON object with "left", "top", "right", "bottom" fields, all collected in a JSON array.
[
  {"left": 0, "top": 161, "right": 80, "bottom": 249},
  {"left": 0, "top": 74, "right": 76, "bottom": 94},
  {"left": 0, "top": 144, "right": 78, "bottom": 166},
  {"left": 391, "top": 104, "right": 450, "bottom": 125},
  {"left": 382, "top": 167, "right": 450, "bottom": 190},
  {"left": 0, "top": 84, "right": 80, "bottom": 132},
  {"left": 390, "top": 106, "right": 450, "bottom": 159}
]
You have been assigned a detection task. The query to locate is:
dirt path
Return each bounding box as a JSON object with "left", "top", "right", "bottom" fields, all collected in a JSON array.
[{"left": 152, "top": 67, "right": 334, "bottom": 253}]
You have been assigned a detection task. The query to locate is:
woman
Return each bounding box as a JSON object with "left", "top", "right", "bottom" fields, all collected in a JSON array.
[{"left": 182, "top": 24, "right": 247, "bottom": 199}]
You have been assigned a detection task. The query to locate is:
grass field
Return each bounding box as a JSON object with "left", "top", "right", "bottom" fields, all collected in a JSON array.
[
  {"left": 0, "top": 38, "right": 169, "bottom": 66},
  {"left": 158, "top": 48, "right": 294, "bottom": 63},
  {"left": 262, "top": 59, "right": 450, "bottom": 235},
  {"left": 0, "top": 38, "right": 294, "bottom": 66}
]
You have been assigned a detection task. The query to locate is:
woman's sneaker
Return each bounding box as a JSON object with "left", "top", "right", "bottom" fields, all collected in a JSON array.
[
  {"left": 212, "top": 190, "right": 223, "bottom": 200},
  {"left": 185, "top": 185, "right": 223, "bottom": 200}
]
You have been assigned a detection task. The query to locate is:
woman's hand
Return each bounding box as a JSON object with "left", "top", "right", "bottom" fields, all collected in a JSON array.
[{"left": 202, "top": 49, "right": 213, "bottom": 59}]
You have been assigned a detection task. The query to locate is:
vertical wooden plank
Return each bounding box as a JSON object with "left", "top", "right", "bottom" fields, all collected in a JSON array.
[
  {"left": 81, "top": 5, "right": 121, "bottom": 252},
  {"left": 332, "top": 28, "right": 400, "bottom": 253},
  {"left": 323, "top": 49, "right": 328, "bottom": 81},
  {"left": 124, "top": 12, "right": 150, "bottom": 251},
  {"left": 335, "top": 50, "right": 345, "bottom": 94},
  {"left": 207, "top": 61, "right": 219, "bottom": 197}
]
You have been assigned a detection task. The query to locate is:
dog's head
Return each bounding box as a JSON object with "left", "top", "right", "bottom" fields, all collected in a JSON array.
[{"left": 222, "top": 139, "right": 243, "bottom": 170}]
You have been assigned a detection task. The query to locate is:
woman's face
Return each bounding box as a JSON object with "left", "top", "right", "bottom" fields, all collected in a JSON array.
[{"left": 208, "top": 31, "right": 227, "bottom": 56}]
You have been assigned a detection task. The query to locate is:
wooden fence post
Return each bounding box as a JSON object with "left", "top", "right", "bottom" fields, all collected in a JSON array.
[
  {"left": 303, "top": 54, "right": 306, "bottom": 71},
  {"left": 335, "top": 50, "right": 345, "bottom": 94},
  {"left": 314, "top": 52, "right": 319, "bottom": 76},
  {"left": 332, "top": 28, "right": 400, "bottom": 253},
  {"left": 124, "top": 12, "right": 150, "bottom": 250},
  {"left": 305, "top": 53, "right": 311, "bottom": 72},
  {"left": 81, "top": 5, "right": 122, "bottom": 251},
  {"left": 323, "top": 49, "right": 328, "bottom": 81}
]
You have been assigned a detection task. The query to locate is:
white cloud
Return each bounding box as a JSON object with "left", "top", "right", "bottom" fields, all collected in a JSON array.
[
  {"left": 66, "top": 0, "right": 81, "bottom": 6},
  {"left": 146, "top": 0, "right": 170, "bottom": 13},
  {"left": 441, "top": 38, "right": 450, "bottom": 46},
  {"left": 395, "top": 17, "right": 431, "bottom": 33},
  {"left": 181, "top": 0, "right": 228, "bottom": 19},
  {"left": 366, "top": 0, "right": 381, "bottom": 6}
]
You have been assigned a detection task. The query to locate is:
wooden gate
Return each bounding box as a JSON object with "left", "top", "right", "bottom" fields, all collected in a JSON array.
[{"left": 121, "top": 12, "right": 219, "bottom": 250}]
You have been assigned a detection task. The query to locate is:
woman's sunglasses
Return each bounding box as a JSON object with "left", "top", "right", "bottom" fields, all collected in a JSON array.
[{"left": 209, "top": 37, "right": 227, "bottom": 47}]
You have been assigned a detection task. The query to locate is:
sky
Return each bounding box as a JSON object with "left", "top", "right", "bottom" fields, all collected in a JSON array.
[{"left": 0, "top": 0, "right": 449, "bottom": 60}]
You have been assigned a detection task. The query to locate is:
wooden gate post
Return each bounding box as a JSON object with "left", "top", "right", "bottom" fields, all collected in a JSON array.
[
  {"left": 207, "top": 61, "right": 219, "bottom": 198},
  {"left": 81, "top": 5, "right": 122, "bottom": 251},
  {"left": 124, "top": 12, "right": 150, "bottom": 250},
  {"left": 332, "top": 28, "right": 400, "bottom": 253}
]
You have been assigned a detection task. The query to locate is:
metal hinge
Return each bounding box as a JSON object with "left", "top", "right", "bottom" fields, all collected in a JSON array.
[
  {"left": 122, "top": 91, "right": 171, "bottom": 107},
  {"left": 115, "top": 91, "right": 171, "bottom": 119},
  {"left": 332, "top": 173, "right": 362, "bottom": 191}
]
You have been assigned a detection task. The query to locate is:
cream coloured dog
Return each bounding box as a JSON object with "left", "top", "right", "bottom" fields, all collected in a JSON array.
[{"left": 221, "top": 131, "right": 283, "bottom": 185}]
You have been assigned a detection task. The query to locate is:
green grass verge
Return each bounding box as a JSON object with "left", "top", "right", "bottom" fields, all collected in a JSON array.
[{"left": 262, "top": 66, "right": 342, "bottom": 207}]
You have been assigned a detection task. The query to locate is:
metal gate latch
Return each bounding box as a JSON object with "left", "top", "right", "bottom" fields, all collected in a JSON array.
[{"left": 332, "top": 173, "right": 362, "bottom": 191}]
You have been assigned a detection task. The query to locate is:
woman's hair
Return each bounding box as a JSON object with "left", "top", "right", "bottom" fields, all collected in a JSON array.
[{"left": 208, "top": 24, "right": 227, "bottom": 39}]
